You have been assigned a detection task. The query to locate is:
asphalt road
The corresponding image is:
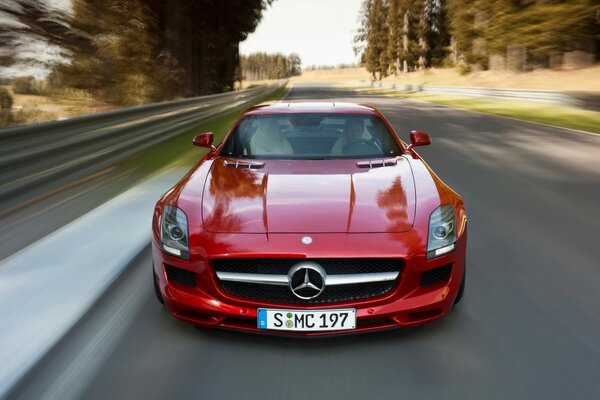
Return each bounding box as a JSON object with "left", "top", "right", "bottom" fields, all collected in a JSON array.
[{"left": 8, "top": 84, "right": 600, "bottom": 400}]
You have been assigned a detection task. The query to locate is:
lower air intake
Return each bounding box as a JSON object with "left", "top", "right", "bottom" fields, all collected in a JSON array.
[
  {"left": 166, "top": 265, "right": 196, "bottom": 287},
  {"left": 420, "top": 264, "right": 452, "bottom": 286}
]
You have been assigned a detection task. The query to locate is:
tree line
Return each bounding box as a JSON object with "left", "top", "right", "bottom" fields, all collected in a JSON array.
[
  {"left": 240, "top": 53, "right": 301, "bottom": 80},
  {"left": 356, "top": 0, "right": 600, "bottom": 80},
  {"left": 0, "top": 0, "right": 273, "bottom": 105}
]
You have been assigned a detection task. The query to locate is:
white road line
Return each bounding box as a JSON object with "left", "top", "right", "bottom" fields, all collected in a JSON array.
[{"left": 281, "top": 83, "right": 294, "bottom": 101}]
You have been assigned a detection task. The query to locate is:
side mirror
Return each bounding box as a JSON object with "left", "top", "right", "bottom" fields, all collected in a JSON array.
[
  {"left": 409, "top": 130, "right": 431, "bottom": 147},
  {"left": 193, "top": 132, "right": 216, "bottom": 150}
]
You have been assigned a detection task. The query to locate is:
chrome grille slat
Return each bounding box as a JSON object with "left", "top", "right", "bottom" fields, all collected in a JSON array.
[
  {"left": 216, "top": 272, "right": 288, "bottom": 286},
  {"left": 216, "top": 271, "right": 399, "bottom": 286},
  {"left": 325, "top": 272, "right": 398, "bottom": 285}
]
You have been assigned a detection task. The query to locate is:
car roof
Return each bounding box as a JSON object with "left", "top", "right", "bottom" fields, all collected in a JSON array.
[{"left": 244, "top": 102, "right": 378, "bottom": 116}]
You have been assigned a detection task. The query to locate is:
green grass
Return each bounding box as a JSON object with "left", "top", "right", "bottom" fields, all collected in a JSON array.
[
  {"left": 122, "top": 83, "right": 289, "bottom": 175},
  {"left": 356, "top": 87, "right": 600, "bottom": 134}
]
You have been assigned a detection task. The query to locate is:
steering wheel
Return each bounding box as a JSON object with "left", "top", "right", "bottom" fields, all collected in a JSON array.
[{"left": 342, "top": 139, "right": 381, "bottom": 155}]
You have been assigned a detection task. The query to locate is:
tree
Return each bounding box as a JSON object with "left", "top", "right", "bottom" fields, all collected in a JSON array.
[
  {"left": 446, "top": 0, "right": 599, "bottom": 70},
  {"left": 364, "top": 0, "right": 390, "bottom": 80},
  {"left": 490, "top": 0, "right": 599, "bottom": 67},
  {"left": 353, "top": 0, "right": 370, "bottom": 67},
  {"left": 11, "top": 76, "right": 38, "bottom": 94},
  {"left": 147, "top": 0, "right": 273, "bottom": 95},
  {"left": 400, "top": 0, "right": 427, "bottom": 71},
  {"left": 1, "top": 0, "right": 275, "bottom": 103},
  {"left": 424, "top": 0, "right": 449, "bottom": 67},
  {"left": 240, "top": 52, "right": 302, "bottom": 80},
  {"left": 446, "top": 0, "right": 488, "bottom": 68},
  {"left": 35, "top": 0, "right": 183, "bottom": 104},
  {"left": 288, "top": 53, "right": 302, "bottom": 76},
  {"left": 387, "top": 0, "right": 403, "bottom": 74},
  {"left": 0, "top": 87, "right": 13, "bottom": 110},
  {"left": 360, "top": 0, "right": 450, "bottom": 75}
]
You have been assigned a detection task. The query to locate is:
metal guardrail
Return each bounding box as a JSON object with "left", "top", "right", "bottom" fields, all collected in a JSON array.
[
  {"left": 353, "top": 80, "right": 600, "bottom": 111},
  {"left": 421, "top": 86, "right": 577, "bottom": 106},
  {"left": 0, "top": 81, "right": 285, "bottom": 212}
]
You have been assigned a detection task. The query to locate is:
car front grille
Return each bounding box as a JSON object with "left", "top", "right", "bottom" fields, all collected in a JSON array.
[
  {"left": 219, "top": 280, "right": 396, "bottom": 304},
  {"left": 213, "top": 258, "right": 403, "bottom": 305}
]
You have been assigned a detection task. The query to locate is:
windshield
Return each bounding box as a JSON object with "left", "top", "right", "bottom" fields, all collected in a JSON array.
[{"left": 220, "top": 113, "right": 403, "bottom": 159}]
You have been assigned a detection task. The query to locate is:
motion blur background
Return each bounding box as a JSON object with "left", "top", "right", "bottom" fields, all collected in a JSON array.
[
  {"left": 1, "top": 0, "right": 599, "bottom": 128},
  {"left": 1, "top": 1, "right": 599, "bottom": 400}
]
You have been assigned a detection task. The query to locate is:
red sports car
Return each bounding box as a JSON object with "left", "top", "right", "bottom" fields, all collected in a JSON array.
[{"left": 152, "top": 102, "right": 467, "bottom": 335}]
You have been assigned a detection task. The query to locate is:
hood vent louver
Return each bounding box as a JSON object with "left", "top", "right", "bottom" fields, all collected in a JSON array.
[
  {"left": 224, "top": 160, "right": 265, "bottom": 169},
  {"left": 356, "top": 158, "right": 398, "bottom": 169}
]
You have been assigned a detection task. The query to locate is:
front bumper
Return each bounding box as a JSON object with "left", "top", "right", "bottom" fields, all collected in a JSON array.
[{"left": 152, "top": 231, "right": 467, "bottom": 336}]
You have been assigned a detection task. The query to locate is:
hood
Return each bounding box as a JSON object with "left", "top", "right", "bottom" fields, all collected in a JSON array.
[{"left": 201, "top": 158, "right": 416, "bottom": 233}]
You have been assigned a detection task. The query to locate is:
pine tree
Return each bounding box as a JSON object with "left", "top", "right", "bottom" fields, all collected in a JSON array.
[
  {"left": 364, "top": 0, "right": 390, "bottom": 80},
  {"left": 424, "top": 0, "right": 450, "bottom": 67},
  {"left": 387, "top": 0, "right": 403, "bottom": 75},
  {"left": 353, "top": 0, "right": 371, "bottom": 66},
  {"left": 398, "top": 0, "right": 424, "bottom": 72},
  {"left": 491, "top": 0, "right": 599, "bottom": 67},
  {"left": 446, "top": 0, "right": 599, "bottom": 70},
  {"left": 446, "top": 0, "right": 478, "bottom": 67}
]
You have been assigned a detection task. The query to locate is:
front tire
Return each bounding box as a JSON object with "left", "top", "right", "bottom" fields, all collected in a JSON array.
[
  {"left": 454, "top": 269, "right": 465, "bottom": 305},
  {"left": 153, "top": 266, "right": 165, "bottom": 305}
]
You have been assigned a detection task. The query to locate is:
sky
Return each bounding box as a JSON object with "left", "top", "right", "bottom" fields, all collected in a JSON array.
[{"left": 240, "top": 0, "right": 364, "bottom": 67}]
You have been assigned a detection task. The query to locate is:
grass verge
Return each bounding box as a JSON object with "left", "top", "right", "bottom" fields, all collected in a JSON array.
[{"left": 356, "top": 87, "right": 600, "bottom": 134}]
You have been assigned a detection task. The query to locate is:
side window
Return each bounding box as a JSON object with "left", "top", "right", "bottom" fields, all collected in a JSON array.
[
  {"left": 222, "top": 117, "right": 256, "bottom": 156},
  {"left": 369, "top": 117, "right": 398, "bottom": 155},
  {"left": 364, "top": 120, "right": 376, "bottom": 140}
]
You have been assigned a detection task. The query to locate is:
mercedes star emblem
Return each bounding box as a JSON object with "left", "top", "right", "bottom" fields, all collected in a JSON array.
[
  {"left": 301, "top": 236, "right": 313, "bottom": 245},
  {"left": 288, "top": 261, "right": 326, "bottom": 300}
]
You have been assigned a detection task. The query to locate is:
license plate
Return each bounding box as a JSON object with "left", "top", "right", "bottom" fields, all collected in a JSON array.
[{"left": 257, "top": 308, "right": 356, "bottom": 332}]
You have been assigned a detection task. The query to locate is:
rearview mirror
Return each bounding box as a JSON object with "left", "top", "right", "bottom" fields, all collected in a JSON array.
[
  {"left": 409, "top": 130, "right": 431, "bottom": 147},
  {"left": 193, "top": 132, "right": 215, "bottom": 149}
]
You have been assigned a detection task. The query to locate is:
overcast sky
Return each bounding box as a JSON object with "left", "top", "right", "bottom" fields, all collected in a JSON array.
[{"left": 240, "top": 0, "right": 363, "bottom": 67}]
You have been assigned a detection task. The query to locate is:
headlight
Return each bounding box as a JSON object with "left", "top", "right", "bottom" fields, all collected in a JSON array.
[
  {"left": 161, "top": 205, "right": 189, "bottom": 259},
  {"left": 426, "top": 205, "right": 456, "bottom": 259}
]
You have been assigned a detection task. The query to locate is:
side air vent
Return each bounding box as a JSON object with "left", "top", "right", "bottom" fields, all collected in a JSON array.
[
  {"left": 356, "top": 158, "right": 397, "bottom": 169},
  {"left": 166, "top": 265, "right": 196, "bottom": 287},
  {"left": 224, "top": 160, "right": 265, "bottom": 169},
  {"left": 420, "top": 264, "right": 452, "bottom": 286}
]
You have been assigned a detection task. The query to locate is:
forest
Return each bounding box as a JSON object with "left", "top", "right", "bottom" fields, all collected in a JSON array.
[
  {"left": 0, "top": 0, "right": 275, "bottom": 105},
  {"left": 240, "top": 53, "right": 302, "bottom": 81},
  {"left": 355, "top": 0, "right": 600, "bottom": 79}
]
